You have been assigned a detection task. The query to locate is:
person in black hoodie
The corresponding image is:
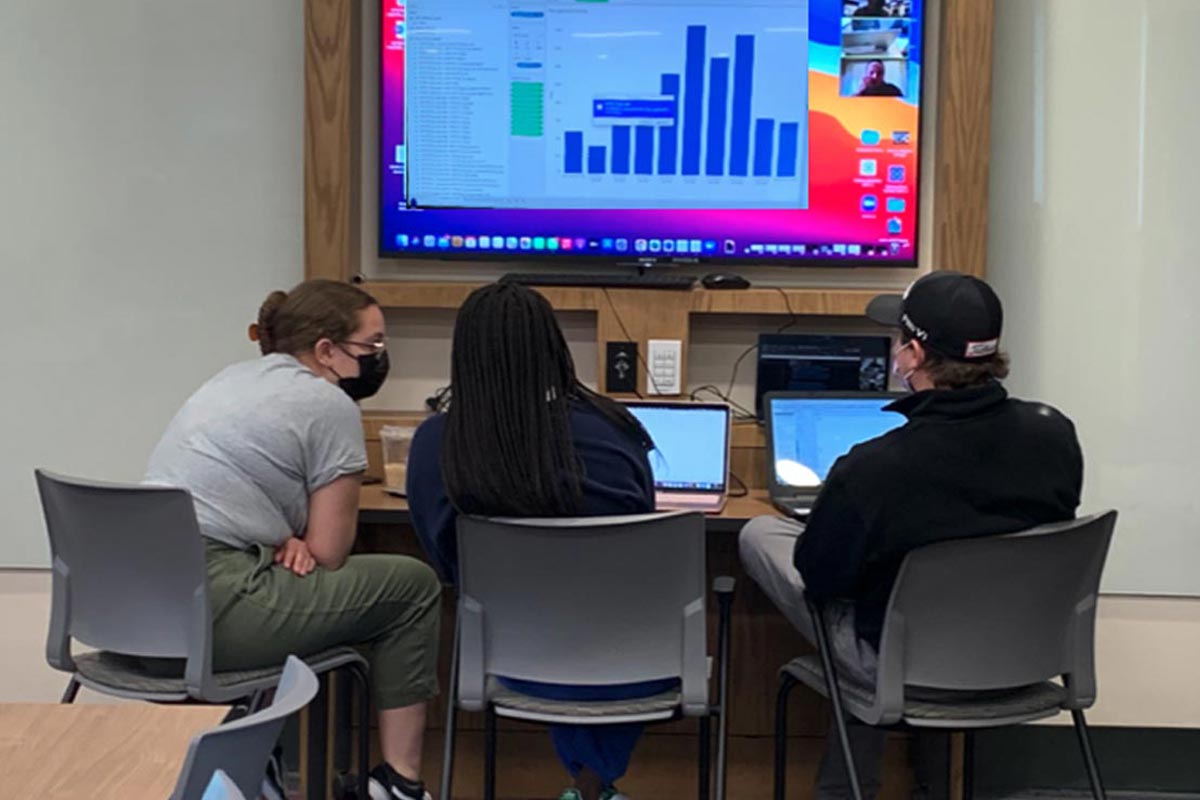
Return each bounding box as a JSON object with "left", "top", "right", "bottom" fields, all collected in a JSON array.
[{"left": 739, "top": 271, "right": 1083, "bottom": 799}]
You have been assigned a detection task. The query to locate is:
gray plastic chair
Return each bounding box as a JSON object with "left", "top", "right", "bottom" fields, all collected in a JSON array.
[
  {"left": 173, "top": 655, "right": 318, "bottom": 800},
  {"left": 446, "top": 510, "right": 735, "bottom": 800},
  {"left": 34, "top": 469, "right": 371, "bottom": 800},
  {"left": 773, "top": 510, "right": 1118, "bottom": 800}
]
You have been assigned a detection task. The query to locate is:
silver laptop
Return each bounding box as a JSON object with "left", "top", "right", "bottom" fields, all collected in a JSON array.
[
  {"left": 624, "top": 401, "right": 732, "bottom": 514},
  {"left": 764, "top": 391, "right": 906, "bottom": 519}
]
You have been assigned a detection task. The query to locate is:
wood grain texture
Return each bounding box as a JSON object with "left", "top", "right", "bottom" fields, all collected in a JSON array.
[
  {"left": 305, "top": 0, "right": 359, "bottom": 282},
  {"left": 0, "top": 703, "right": 228, "bottom": 800},
  {"left": 933, "top": 0, "right": 996, "bottom": 278},
  {"left": 360, "top": 281, "right": 876, "bottom": 318},
  {"left": 358, "top": 484, "right": 779, "bottom": 521},
  {"left": 596, "top": 289, "right": 693, "bottom": 396}
]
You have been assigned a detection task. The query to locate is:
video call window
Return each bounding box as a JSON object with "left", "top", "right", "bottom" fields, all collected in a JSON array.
[
  {"left": 840, "top": 57, "right": 908, "bottom": 98},
  {"left": 840, "top": 3, "right": 913, "bottom": 99},
  {"left": 843, "top": 0, "right": 913, "bottom": 16}
]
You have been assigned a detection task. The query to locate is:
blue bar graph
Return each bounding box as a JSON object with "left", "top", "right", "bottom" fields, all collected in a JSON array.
[
  {"left": 682, "top": 25, "right": 706, "bottom": 176},
  {"left": 588, "top": 145, "right": 606, "bottom": 174},
  {"left": 561, "top": 25, "right": 802, "bottom": 181},
  {"left": 754, "top": 119, "right": 775, "bottom": 177},
  {"left": 659, "top": 73, "right": 680, "bottom": 175},
  {"left": 778, "top": 122, "right": 799, "bottom": 178},
  {"left": 565, "top": 131, "right": 583, "bottom": 174},
  {"left": 730, "top": 35, "right": 754, "bottom": 176},
  {"left": 612, "top": 126, "right": 631, "bottom": 174},
  {"left": 635, "top": 125, "right": 654, "bottom": 175},
  {"left": 706, "top": 57, "right": 729, "bottom": 176}
]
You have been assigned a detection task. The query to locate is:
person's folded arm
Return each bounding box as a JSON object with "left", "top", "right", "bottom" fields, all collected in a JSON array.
[
  {"left": 793, "top": 472, "right": 870, "bottom": 601},
  {"left": 303, "top": 473, "right": 362, "bottom": 570}
]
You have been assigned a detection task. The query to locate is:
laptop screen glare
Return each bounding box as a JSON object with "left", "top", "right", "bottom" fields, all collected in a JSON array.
[
  {"left": 627, "top": 405, "right": 729, "bottom": 491},
  {"left": 770, "top": 398, "right": 904, "bottom": 487}
]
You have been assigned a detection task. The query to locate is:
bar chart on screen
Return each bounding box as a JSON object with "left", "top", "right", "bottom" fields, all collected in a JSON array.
[{"left": 545, "top": 0, "right": 811, "bottom": 209}]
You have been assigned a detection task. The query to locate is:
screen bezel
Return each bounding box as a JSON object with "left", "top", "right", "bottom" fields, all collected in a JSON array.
[
  {"left": 376, "top": 0, "right": 929, "bottom": 269},
  {"left": 763, "top": 390, "right": 905, "bottom": 497},
  {"left": 622, "top": 400, "right": 732, "bottom": 495}
]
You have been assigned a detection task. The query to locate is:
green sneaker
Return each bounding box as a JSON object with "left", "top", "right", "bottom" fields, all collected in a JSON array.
[{"left": 557, "top": 790, "right": 584, "bottom": 800}]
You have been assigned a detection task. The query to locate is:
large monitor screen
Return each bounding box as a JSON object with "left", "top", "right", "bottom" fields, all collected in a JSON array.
[{"left": 380, "top": 0, "right": 925, "bottom": 267}]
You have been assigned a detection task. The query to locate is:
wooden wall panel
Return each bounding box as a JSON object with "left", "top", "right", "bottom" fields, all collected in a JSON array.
[
  {"left": 596, "top": 289, "right": 693, "bottom": 396},
  {"left": 932, "top": 0, "right": 996, "bottom": 278},
  {"left": 305, "top": 0, "right": 359, "bottom": 282}
]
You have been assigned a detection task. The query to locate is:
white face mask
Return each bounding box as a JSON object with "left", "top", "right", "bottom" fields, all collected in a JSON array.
[{"left": 892, "top": 341, "right": 917, "bottom": 392}]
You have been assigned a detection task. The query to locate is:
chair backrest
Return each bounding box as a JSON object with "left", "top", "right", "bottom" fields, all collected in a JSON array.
[
  {"left": 35, "top": 469, "right": 211, "bottom": 679},
  {"left": 456, "top": 511, "right": 709, "bottom": 714},
  {"left": 172, "top": 656, "right": 318, "bottom": 800},
  {"left": 875, "top": 510, "right": 1117, "bottom": 706}
]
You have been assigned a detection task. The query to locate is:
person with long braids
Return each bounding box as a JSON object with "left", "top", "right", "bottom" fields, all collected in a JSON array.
[
  {"left": 145, "top": 279, "right": 440, "bottom": 800},
  {"left": 406, "top": 281, "right": 665, "bottom": 800}
]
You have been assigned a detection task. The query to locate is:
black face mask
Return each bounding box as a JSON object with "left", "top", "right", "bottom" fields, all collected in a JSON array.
[{"left": 335, "top": 348, "right": 390, "bottom": 401}]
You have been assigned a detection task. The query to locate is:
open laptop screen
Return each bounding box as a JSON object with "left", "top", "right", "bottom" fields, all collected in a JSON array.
[
  {"left": 755, "top": 334, "right": 891, "bottom": 416},
  {"left": 626, "top": 404, "right": 729, "bottom": 492},
  {"left": 767, "top": 394, "right": 905, "bottom": 488}
]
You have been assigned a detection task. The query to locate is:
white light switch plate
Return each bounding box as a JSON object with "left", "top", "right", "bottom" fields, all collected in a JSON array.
[{"left": 646, "top": 339, "right": 683, "bottom": 395}]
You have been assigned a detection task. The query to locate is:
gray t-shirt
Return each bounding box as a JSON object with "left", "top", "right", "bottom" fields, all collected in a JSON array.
[{"left": 145, "top": 353, "right": 367, "bottom": 549}]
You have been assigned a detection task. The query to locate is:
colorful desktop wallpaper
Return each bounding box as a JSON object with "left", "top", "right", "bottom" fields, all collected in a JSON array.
[{"left": 379, "top": 0, "right": 923, "bottom": 266}]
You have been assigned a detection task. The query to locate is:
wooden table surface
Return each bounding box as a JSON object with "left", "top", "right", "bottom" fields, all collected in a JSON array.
[
  {"left": 0, "top": 703, "right": 229, "bottom": 800},
  {"left": 359, "top": 484, "right": 780, "bottom": 532}
]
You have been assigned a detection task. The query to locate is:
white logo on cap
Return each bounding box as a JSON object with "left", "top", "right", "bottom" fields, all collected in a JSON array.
[
  {"left": 900, "top": 312, "right": 929, "bottom": 341},
  {"left": 964, "top": 339, "right": 999, "bottom": 358}
]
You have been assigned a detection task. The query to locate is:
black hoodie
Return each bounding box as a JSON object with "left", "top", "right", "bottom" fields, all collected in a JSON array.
[{"left": 794, "top": 381, "right": 1083, "bottom": 648}]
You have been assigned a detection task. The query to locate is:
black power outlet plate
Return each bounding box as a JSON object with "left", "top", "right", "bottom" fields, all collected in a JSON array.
[{"left": 606, "top": 341, "right": 638, "bottom": 394}]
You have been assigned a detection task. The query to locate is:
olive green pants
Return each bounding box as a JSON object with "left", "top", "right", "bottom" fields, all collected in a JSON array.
[{"left": 205, "top": 539, "right": 441, "bottom": 709}]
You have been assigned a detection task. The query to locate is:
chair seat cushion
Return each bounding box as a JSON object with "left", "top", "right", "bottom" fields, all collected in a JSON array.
[
  {"left": 783, "top": 655, "right": 1067, "bottom": 723},
  {"left": 74, "top": 646, "right": 365, "bottom": 700},
  {"left": 486, "top": 676, "right": 681, "bottom": 718}
]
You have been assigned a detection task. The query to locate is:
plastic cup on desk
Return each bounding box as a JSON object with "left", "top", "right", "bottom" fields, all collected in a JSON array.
[{"left": 380, "top": 424, "right": 416, "bottom": 495}]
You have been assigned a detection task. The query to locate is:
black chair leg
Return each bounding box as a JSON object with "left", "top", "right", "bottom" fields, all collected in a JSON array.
[
  {"left": 334, "top": 663, "right": 371, "bottom": 800},
  {"left": 698, "top": 714, "right": 711, "bottom": 800},
  {"left": 440, "top": 615, "right": 460, "bottom": 800},
  {"left": 334, "top": 671, "right": 352, "bottom": 775},
  {"left": 962, "top": 731, "right": 975, "bottom": 800},
  {"left": 810, "top": 603, "right": 865, "bottom": 800},
  {"left": 484, "top": 705, "right": 497, "bottom": 800},
  {"left": 307, "top": 674, "right": 330, "bottom": 800},
  {"left": 60, "top": 677, "right": 80, "bottom": 704},
  {"left": 774, "top": 673, "right": 797, "bottom": 800},
  {"left": 1071, "top": 709, "right": 1108, "bottom": 800}
]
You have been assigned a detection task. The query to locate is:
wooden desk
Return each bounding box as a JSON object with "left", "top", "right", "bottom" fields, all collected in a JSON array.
[
  {"left": 0, "top": 703, "right": 229, "bottom": 800},
  {"left": 359, "top": 484, "right": 779, "bottom": 531}
]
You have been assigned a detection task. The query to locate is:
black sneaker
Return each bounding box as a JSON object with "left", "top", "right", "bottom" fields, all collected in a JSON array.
[{"left": 367, "top": 763, "right": 432, "bottom": 800}]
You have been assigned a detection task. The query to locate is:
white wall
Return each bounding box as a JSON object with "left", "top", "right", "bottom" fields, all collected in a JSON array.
[
  {"left": 0, "top": 1, "right": 304, "bottom": 566},
  {"left": 988, "top": 0, "right": 1200, "bottom": 596},
  {"left": 986, "top": 0, "right": 1200, "bottom": 726}
]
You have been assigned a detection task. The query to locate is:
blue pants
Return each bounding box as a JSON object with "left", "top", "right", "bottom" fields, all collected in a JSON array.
[{"left": 498, "top": 677, "right": 680, "bottom": 786}]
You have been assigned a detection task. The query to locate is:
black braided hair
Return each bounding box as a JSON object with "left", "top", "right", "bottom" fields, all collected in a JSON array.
[{"left": 442, "top": 281, "right": 652, "bottom": 517}]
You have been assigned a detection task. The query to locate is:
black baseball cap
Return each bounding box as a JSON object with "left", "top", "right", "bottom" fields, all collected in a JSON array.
[{"left": 865, "top": 271, "right": 1003, "bottom": 361}]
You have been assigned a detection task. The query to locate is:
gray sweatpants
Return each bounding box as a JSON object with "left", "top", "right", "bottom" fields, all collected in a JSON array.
[{"left": 739, "top": 515, "right": 887, "bottom": 799}]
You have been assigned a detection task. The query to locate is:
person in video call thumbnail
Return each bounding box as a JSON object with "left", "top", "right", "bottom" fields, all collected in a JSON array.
[{"left": 856, "top": 60, "right": 904, "bottom": 97}]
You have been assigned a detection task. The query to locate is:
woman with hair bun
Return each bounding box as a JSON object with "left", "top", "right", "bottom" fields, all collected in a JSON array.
[{"left": 146, "top": 278, "right": 439, "bottom": 800}]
